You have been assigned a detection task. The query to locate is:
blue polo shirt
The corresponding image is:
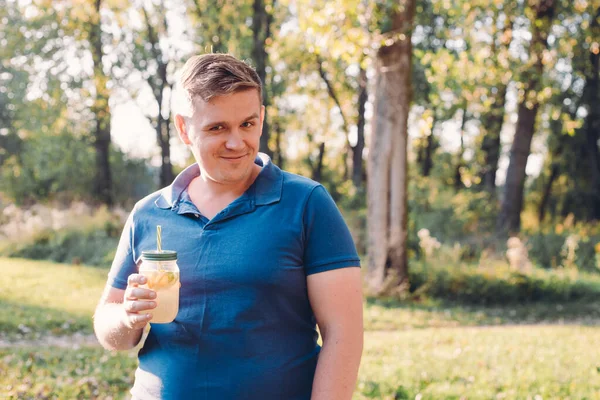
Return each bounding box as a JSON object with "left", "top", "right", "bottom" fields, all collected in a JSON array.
[{"left": 107, "top": 153, "right": 360, "bottom": 400}]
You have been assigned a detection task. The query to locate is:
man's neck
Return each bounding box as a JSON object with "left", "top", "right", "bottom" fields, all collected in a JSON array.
[{"left": 193, "top": 164, "right": 261, "bottom": 200}]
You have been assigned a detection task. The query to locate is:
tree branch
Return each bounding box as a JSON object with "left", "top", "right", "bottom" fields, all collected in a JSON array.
[{"left": 316, "top": 55, "right": 350, "bottom": 136}]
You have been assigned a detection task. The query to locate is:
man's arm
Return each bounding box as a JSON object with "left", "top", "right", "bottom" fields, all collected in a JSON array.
[
  {"left": 308, "top": 267, "right": 363, "bottom": 400},
  {"left": 93, "top": 274, "right": 155, "bottom": 351}
]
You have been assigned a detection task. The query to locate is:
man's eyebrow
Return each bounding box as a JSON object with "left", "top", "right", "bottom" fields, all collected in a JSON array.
[
  {"left": 202, "top": 120, "right": 227, "bottom": 129},
  {"left": 243, "top": 113, "right": 260, "bottom": 121},
  {"left": 202, "top": 113, "right": 260, "bottom": 129}
]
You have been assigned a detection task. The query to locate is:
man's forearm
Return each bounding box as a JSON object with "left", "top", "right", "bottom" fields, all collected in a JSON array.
[
  {"left": 311, "top": 332, "right": 363, "bottom": 400},
  {"left": 93, "top": 303, "right": 143, "bottom": 351}
]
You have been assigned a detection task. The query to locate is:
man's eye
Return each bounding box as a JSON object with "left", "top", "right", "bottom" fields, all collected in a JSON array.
[
  {"left": 210, "top": 125, "right": 224, "bottom": 131},
  {"left": 241, "top": 122, "right": 254, "bottom": 128}
]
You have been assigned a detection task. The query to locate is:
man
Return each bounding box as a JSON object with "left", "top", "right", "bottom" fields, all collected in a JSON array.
[{"left": 93, "top": 53, "right": 363, "bottom": 400}]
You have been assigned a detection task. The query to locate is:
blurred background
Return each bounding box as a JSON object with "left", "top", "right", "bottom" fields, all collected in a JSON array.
[{"left": 1, "top": 0, "right": 599, "bottom": 399}]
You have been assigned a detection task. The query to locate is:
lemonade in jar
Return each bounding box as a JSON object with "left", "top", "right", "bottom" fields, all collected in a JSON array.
[{"left": 139, "top": 250, "right": 180, "bottom": 323}]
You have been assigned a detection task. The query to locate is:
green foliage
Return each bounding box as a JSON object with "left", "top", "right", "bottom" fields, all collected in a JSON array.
[
  {"left": 525, "top": 223, "right": 600, "bottom": 272},
  {"left": 408, "top": 261, "right": 600, "bottom": 305},
  {"left": 109, "top": 149, "right": 157, "bottom": 206},
  {"left": 0, "top": 131, "right": 155, "bottom": 206},
  {"left": 337, "top": 183, "right": 367, "bottom": 255},
  {"left": 0, "top": 208, "right": 124, "bottom": 267},
  {"left": 407, "top": 177, "right": 499, "bottom": 260},
  {"left": 1, "top": 133, "right": 95, "bottom": 204},
  {"left": 6, "top": 228, "right": 119, "bottom": 267}
]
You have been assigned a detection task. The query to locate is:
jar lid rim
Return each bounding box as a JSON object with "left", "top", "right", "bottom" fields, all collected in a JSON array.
[{"left": 141, "top": 250, "right": 177, "bottom": 261}]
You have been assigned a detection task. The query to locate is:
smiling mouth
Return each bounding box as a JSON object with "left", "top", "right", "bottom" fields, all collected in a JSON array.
[{"left": 221, "top": 154, "right": 247, "bottom": 160}]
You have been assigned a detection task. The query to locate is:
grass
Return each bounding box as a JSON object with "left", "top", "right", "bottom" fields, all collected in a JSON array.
[
  {"left": 2, "top": 257, "right": 600, "bottom": 399},
  {"left": 0, "top": 258, "right": 107, "bottom": 339},
  {"left": 364, "top": 297, "right": 600, "bottom": 331},
  {"left": 356, "top": 325, "right": 600, "bottom": 399},
  {"left": 0, "top": 347, "right": 136, "bottom": 400}
]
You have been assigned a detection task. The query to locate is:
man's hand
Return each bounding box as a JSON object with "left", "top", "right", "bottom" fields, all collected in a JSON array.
[
  {"left": 94, "top": 274, "right": 156, "bottom": 351},
  {"left": 122, "top": 274, "right": 157, "bottom": 329}
]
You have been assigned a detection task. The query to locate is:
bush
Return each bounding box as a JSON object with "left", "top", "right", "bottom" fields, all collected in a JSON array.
[
  {"left": 7, "top": 228, "right": 118, "bottom": 267},
  {"left": 0, "top": 203, "right": 125, "bottom": 267},
  {"left": 408, "top": 261, "right": 600, "bottom": 305},
  {"left": 525, "top": 224, "right": 600, "bottom": 271},
  {"left": 0, "top": 132, "right": 156, "bottom": 206}
]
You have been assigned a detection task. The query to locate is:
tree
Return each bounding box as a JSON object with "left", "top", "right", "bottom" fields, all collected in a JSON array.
[
  {"left": 189, "top": 0, "right": 253, "bottom": 55},
  {"left": 315, "top": 55, "right": 368, "bottom": 188},
  {"left": 89, "top": 0, "right": 113, "bottom": 205},
  {"left": 582, "top": 5, "right": 600, "bottom": 218},
  {"left": 477, "top": 1, "right": 518, "bottom": 194},
  {"left": 137, "top": 2, "right": 175, "bottom": 187},
  {"left": 251, "top": 0, "right": 276, "bottom": 157},
  {"left": 293, "top": 0, "right": 371, "bottom": 189},
  {"left": 367, "top": 0, "right": 416, "bottom": 293},
  {"left": 498, "top": 0, "right": 557, "bottom": 234},
  {"left": 536, "top": 3, "right": 600, "bottom": 222}
]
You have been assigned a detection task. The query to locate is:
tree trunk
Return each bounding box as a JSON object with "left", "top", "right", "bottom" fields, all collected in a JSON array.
[
  {"left": 158, "top": 114, "right": 174, "bottom": 186},
  {"left": 155, "top": 71, "right": 174, "bottom": 188},
  {"left": 454, "top": 106, "right": 467, "bottom": 191},
  {"left": 585, "top": 8, "right": 600, "bottom": 218},
  {"left": 420, "top": 115, "right": 435, "bottom": 177},
  {"left": 498, "top": 0, "right": 555, "bottom": 234},
  {"left": 311, "top": 142, "right": 325, "bottom": 182},
  {"left": 538, "top": 163, "right": 559, "bottom": 223},
  {"left": 479, "top": 8, "right": 513, "bottom": 194},
  {"left": 143, "top": 5, "right": 174, "bottom": 187},
  {"left": 480, "top": 84, "right": 507, "bottom": 193},
  {"left": 274, "top": 121, "right": 284, "bottom": 169},
  {"left": 316, "top": 56, "right": 353, "bottom": 182},
  {"left": 367, "top": 0, "right": 415, "bottom": 293},
  {"left": 352, "top": 65, "right": 368, "bottom": 189},
  {"left": 252, "top": 0, "right": 274, "bottom": 158},
  {"left": 90, "top": 0, "right": 112, "bottom": 205}
]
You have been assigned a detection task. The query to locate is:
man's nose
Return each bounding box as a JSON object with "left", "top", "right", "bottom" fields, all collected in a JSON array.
[{"left": 225, "top": 128, "right": 244, "bottom": 150}]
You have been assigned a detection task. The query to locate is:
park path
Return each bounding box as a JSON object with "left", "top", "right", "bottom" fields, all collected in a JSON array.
[
  {"left": 2, "top": 321, "right": 599, "bottom": 349},
  {"left": 0, "top": 333, "right": 99, "bottom": 349}
]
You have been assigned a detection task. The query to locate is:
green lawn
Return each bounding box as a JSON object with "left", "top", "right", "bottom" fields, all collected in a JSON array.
[
  {"left": 0, "top": 258, "right": 107, "bottom": 339},
  {"left": 1, "top": 257, "right": 600, "bottom": 399}
]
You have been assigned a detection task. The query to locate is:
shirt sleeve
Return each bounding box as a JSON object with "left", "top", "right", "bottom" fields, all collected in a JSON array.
[
  {"left": 303, "top": 185, "right": 361, "bottom": 275},
  {"left": 107, "top": 209, "right": 138, "bottom": 289}
]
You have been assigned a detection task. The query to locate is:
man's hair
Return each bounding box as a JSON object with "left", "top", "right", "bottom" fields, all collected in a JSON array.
[{"left": 178, "top": 53, "right": 262, "bottom": 115}]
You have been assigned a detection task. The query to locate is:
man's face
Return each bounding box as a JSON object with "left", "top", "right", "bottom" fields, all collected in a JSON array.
[{"left": 177, "top": 89, "right": 264, "bottom": 186}]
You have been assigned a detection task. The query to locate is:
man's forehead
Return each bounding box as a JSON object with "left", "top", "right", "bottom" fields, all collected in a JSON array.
[
  {"left": 192, "top": 89, "right": 261, "bottom": 106},
  {"left": 193, "top": 91, "right": 260, "bottom": 118}
]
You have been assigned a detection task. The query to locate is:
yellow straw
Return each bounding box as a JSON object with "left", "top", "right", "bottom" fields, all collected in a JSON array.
[{"left": 157, "top": 225, "right": 162, "bottom": 252}]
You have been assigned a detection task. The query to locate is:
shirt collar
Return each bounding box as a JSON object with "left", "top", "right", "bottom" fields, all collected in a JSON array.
[{"left": 154, "top": 152, "right": 283, "bottom": 210}]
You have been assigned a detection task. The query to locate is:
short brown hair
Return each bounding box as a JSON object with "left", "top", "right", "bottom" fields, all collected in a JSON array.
[{"left": 179, "top": 54, "right": 262, "bottom": 113}]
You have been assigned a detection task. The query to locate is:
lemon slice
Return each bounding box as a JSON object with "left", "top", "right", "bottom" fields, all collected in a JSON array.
[{"left": 148, "top": 271, "right": 178, "bottom": 290}]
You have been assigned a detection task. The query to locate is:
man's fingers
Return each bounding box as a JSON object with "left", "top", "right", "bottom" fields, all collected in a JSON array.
[
  {"left": 127, "top": 313, "right": 152, "bottom": 329},
  {"left": 125, "top": 287, "right": 156, "bottom": 301},
  {"left": 124, "top": 300, "right": 156, "bottom": 313},
  {"left": 127, "top": 274, "right": 147, "bottom": 287}
]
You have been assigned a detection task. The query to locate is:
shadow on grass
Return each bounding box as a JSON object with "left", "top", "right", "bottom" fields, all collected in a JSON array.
[
  {"left": 0, "top": 298, "right": 92, "bottom": 340},
  {"left": 0, "top": 346, "right": 136, "bottom": 399},
  {"left": 364, "top": 296, "right": 600, "bottom": 331}
]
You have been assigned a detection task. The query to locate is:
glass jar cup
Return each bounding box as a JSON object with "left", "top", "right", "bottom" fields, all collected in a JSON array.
[{"left": 139, "top": 250, "right": 180, "bottom": 324}]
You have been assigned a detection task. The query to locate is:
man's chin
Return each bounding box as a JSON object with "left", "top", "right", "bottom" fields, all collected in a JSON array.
[{"left": 217, "top": 170, "right": 251, "bottom": 185}]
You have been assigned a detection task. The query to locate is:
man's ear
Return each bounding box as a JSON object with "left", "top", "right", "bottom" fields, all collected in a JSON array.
[{"left": 175, "top": 114, "right": 191, "bottom": 145}]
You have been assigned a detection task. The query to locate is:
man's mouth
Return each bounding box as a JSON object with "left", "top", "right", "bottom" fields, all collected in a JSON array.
[{"left": 221, "top": 154, "right": 247, "bottom": 160}]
